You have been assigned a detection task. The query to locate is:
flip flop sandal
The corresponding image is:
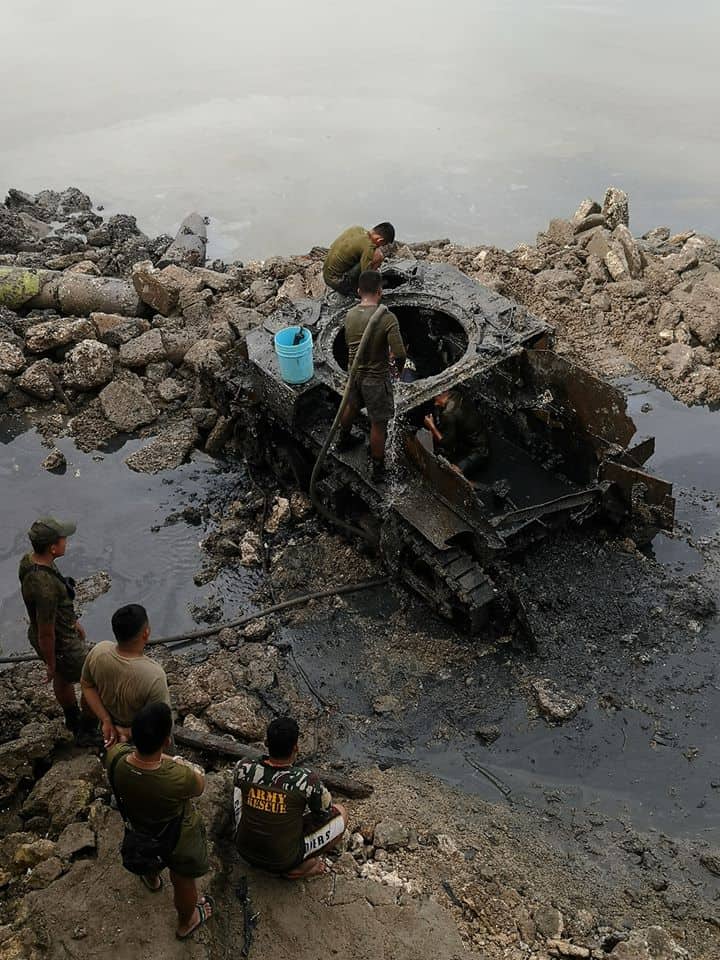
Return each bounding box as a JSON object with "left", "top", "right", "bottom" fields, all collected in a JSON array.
[
  {"left": 176, "top": 900, "right": 215, "bottom": 941},
  {"left": 141, "top": 874, "right": 163, "bottom": 893}
]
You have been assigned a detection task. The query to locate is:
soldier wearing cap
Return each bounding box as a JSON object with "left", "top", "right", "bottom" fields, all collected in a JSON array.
[{"left": 18, "top": 516, "right": 98, "bottom": 745}]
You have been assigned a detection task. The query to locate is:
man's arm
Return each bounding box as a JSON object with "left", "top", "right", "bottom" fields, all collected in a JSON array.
[
  {"left": 370, "top": 247, "right": 384, "bottom": 269},
  {"left": 385, "top": 315, "right": 406, "bottom": 373},
  {"left": 80, "top": 680, "right": 118, "bottom": 747}
]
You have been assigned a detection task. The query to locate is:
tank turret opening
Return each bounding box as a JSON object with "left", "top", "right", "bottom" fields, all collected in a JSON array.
[{"left": 332, "top": 304, "right": 469, "bottom": 380}]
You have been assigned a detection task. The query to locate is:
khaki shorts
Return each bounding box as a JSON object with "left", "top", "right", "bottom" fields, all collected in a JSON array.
[
  {"left": 348, "top": 377, "right": 395, "bottom": 423},
  {"left": 166, "top": 819, "right": 209, "bottom": 879},
  {"left": 30, "top": 628, "right": 88, "bottom": 684}
]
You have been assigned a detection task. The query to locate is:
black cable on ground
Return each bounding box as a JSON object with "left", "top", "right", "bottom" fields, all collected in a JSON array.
[{"left": 0, "top": 577, "right": 390, "bottom": 665}]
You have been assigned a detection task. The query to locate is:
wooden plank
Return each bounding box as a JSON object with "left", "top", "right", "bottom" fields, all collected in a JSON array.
[{"left": 174, "top": 727, "right": 373, "bottom": 799}]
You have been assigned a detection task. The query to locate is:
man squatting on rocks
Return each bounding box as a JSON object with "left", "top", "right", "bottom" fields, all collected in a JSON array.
[
  {"left": 105, "top": 703, "right": 214, "bottom": 939},
  {"left": 81, "top": 603, "right": 171, "bottom": 747},
  {"left": 336, "top": 269, "right": 407, "bottom": 482},
  {"left": 18, "top": 516, "right": 99, "bottom": 745},
  {"left": 323, "top": 222, "right": 396, "bottom": 296},
  {"left": 234, "top": 716, "right": 347, "bottom": 879}
]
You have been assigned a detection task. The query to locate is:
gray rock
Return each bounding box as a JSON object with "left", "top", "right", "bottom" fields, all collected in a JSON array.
[
  {"left": 586, "top": 255, "right": 610, "bottom": 284},
  {"left": 183, "top": 338, "right": 224, "bottom": 373},
  {"left": 15, "top": 359, "right": 56, "bottom": 400},
  {"left": 131, "top": 260, "right": 197, "bottom": 315},
  {"left": 643, "top": 226, "right": 670, "bottom": 242},
  {"left": 543, "top": 218, "right": 575, "bottom": 246},
  {"left": 611, "top": 279, "right": 647, "bottom": 299},
  {"left": 28, "top": 856, "right": 64, "bottom": 889},
  {"left": 660, "top": 343, "right": 695, "bottom": 380},
  {"left": 13, "top": 838, "right": 57, "bottom": 869},
  {"left": 574, "top": 213, "right": 607, "bottom": 234},
  {"left": 99, "top": 380, "right": 157, "bottom": 431},
  {"left": 25, "top": 318, "right": 95, "bottom": 354},
  {"left": 222, "top": 303, "right": 264, "bottom": 337},
  {"left": 532, "top": 679, "right": 584, "bottom": 723},
  {"left": 0, "top": 342, "right": 25, "bottom": 374},
  {"left": 21, "top": 754, "right": 103, "bottom": 831},
  {"left": 96, "top": 317, "right": 148, "bottom": 348},
  {"left": 205, "top": 414, "right": 234, "bottom": 455},
  {"left": 55, "top": 822, "right": 96, "bottom": 860},
  {"left": 62, "top": 339, "right": 114, "bottom": 391},
  {"left": 584, "top": 228, "right": 612, "bottom": 260},
  {"left": 157, "top": 377, "right": 188, "bottom": 402},
  {"left": 277, "top": 273, "right": 307, "bottom": 301},
  {"left": 41, "top": 449, "right": 67, "bottom": 473},
  {"left": 374, "top": 818, "right": 410, "bottom": 850},
  {"left": 602, "top": 186, "right": 630, "bottom": 229},
  {"left": 250, "top": 278, "right": 278, "bottom": 304},
  {"left": 572, "top": 198, "right": 601, "bottom": 224},
  {"left": 534, "top": 905, "right": 564, "bottom": 939},
  {"left": 160, "top": 327, "right": 193, "bottom": 364},
  {"left": 205, "top": 692, "right": 266, "bottom": 741},
  {"left": 605, "top": 243, "right": 631, "bottom": 282},
  {"left": 613, "top": 224, "right": 643, "bottom": 278},
  {"left": 662, "top": 249, "right": 699, "bottom": 274},
  {"left": 125, "top": 420, "right": 198, "bottom": 474},
  {"left": 193, "top": 267, "right": 236, "bottom": 292},
  {"left": 118, "top": 328, "right": 167, "bottom": 368},
  {"left": 0, "top": 374, "right": 11, "bottom": 396},
  {"left": 145, "top": 360, "right": 172, "bottom": 383},
  {"left": 190, "top": 407, "right": 219, "bottom": 430},
  {"left": 657, "top": 301, "right": 682, "bottom": 328}
]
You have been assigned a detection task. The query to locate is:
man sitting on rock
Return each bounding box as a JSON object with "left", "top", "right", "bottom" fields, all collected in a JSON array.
[
  {"left": 323, "top": 222, "right": 395, "bottom": 296},
  {"left": 105, "top": 702, "right": 213, "bottom": 939},
  {"left": 424, "top": 389, "right": 489, "bottom": 478},
  {"left": 233, "top": 717, "right": 347, "bottom": 879},
  {"left": 81, "top": 603, "right": 170, "bottom": 748}
]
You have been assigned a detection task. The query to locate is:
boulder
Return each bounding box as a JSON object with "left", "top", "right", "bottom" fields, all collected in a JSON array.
[
  {"left": 601, "top": 186, "right": 630, "bottom": 229},
  {"left": 95, "top": 317, "right": 148, "bottom": 348},
  {"left": 21, "top": 754, "right": 103, "bottom": 831},
  {"left": 663, "top": 249, "right": 699, "bottom": 274},
  {"left": 157, "top": 377, "right": 188, "bottom": 402},
  {"left": 125, "top": 420, "right": 199, "bottom": 474},
  {"left": 25, "top": 318, "right": 95, "bottom": 354},
  {"left": 55, "top": 822, "right": 96, "bottom": 860},
  {"left": 193, "top": 267, "right": 236, "bottom": 292},
  {"left": 586, "top": 255, "right": 609, "bottom": 284},
  {"left": 613, "top": 224, "right": 643, "bottom": 278},
  {"left": 584, "top": 228, "right": 612, "bottom": 260},
  {"left": 512, "top": 244, "right": 546, "bottom": 272},
  {"left": 573, "top": 213, "right": 607, "bottom": 235},
  {"left": 277, "top": 273, "right": 307, "bottom": 302},
  {"left": 159, "top": 327, "right": 193, "bottom": 364},
  {"left": 90, "top": 312, "right": 128, "bottom": 338},
  {"left": 660, "top": 343, "right": 695, "bottom": 380},
  {"left": 15, "top": 359, "right": 56, "bottom": 400},
  {"left": 131, "top": 261, "right": 180, "bottom": 315},
  {"left": 249, "top": 278, "right": 278, "bottom": 305},
  {"left": 605, "top": 243, "right": 631, "bottom": 282},
  {"left": 0, "top": 342, "right": 25, "bottom": 374},
  {"left": 532, "top": 679, "right": 584, "bottom": 723},
  {"left": 534, "top": 269, "right": 580, "bottom": 301},
  {"left": 572, "top": 198, "right": 601, "bottom": 224},
  {"left": 13, "top": 839, "right": 57, "bottom": 870},
  {"left": 62, "top": 339, "right": 114, "bottom": 391},
  {"left": 533, "top": 905, "right": 564, "bottom": 939},
  {"left": 41, "top": 449, "right": 67, "bottom": 473},
  {"left": 99, "top": 380, "right": 157, "bottom": 431},
  {"left": 182, "top": 339, "right": 224, "bottom": 373},
  {"left": 543, "top": 219, "right": 575, "bottom": 246},
  {"left": 205, "top": 692, "right": 266, "bottom": 741},
  {"left": 27, "top": 856, "right": 64, "bottom": 889},
  {"left": 218, "top": 301, "right": 263, "bottom": 337},
  {"left": 0, "top": 721, "right": 70, "bottom": 803},
  {"left": 373, "top": 819, "right": 410, "bottom": 850},
  {"left": 118, "top": 328, "right": 167, "bottom": 368}
]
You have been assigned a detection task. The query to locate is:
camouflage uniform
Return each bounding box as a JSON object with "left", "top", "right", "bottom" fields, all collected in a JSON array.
[
  {"left": 18, "top": 553, "right": 87, "bottom": 682},
  {"left": 233, "top": 758, "right": 343, "bottom": 873}
]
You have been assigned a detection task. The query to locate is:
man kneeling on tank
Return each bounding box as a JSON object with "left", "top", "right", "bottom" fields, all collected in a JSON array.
[
  {"left": 233, "top": 717, "right": 347, "bottom": 879},
  {"left": 424, "top": 389, "right": 489, "bottom": 478}
]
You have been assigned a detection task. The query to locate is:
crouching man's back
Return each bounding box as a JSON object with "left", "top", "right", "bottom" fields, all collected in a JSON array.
[{"left": 233, "top": 717, "right": 346, "bottom": 879}]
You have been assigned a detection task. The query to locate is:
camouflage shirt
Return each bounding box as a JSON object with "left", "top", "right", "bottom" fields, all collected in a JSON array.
[
  {"left": 18, "top": 553, "right": 78, "bottom": 649},
  {"left": 233, "top": 758, "right": 333, "bottom": 872}
]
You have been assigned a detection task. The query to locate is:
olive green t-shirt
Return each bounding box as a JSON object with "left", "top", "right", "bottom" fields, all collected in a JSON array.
[
  {"left": 18, "top": 553, "right": 77, "bottom": 648},
  {"left": 104, "top": 744, "right": 205, "bottom": 874},
  {"left": 323, "top": 226, "right": 375, "bottom": 285},
  {"left": 345, "top": 305, "right": 406, "bottom": 381},
  {"left": 81, "top": 641, "right": 170, "bottom": 727}
]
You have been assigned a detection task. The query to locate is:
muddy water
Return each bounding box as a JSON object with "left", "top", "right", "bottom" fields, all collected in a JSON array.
[
  {"left": 2, "top": 2, "right": 720, "bottom": 260},
  {"left": 290, "top": 379, "right": 720, "bottom": 838},
  {"left": 0, "top": 423, "right": 258, "bottom": 657}
]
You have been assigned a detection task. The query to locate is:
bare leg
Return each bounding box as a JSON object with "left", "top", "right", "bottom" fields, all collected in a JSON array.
[
  {"left": 369, "top": 422, "right": 387, "bottom": 461},
  {"left": 79, "top": 691, "right": 95, "bottom": 718},
  {"left": 339, "top": 399, "right": 359, "bottom": 432},
  {"left": 171, "top": 871, "right": 212, "bottom": 937},
  {"left": 53, "top": 675, "right": 78, "bottom": 710}
]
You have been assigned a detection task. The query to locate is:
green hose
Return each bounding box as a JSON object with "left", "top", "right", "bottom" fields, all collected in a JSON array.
[{"left": 308, "top": 304, "right": 388, "bottom": 542}]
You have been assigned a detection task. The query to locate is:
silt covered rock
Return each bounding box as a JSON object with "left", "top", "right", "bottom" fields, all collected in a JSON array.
[
  {"left": 62, "top": 339, "right": 114, "bottom": 391},
  {"left": 99, "top": 379, "right": 157, "bottom": 431}
]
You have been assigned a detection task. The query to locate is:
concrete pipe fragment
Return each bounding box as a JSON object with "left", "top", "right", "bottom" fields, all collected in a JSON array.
[
  {"left": 0, "top": 267, "right": 142, "bottom": 317},
  {"left": 158, "top": 212, "right": 207, "bottom": 268}
]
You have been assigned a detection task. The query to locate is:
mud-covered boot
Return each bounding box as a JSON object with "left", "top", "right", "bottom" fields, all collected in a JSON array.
[
  {"left": 370, "top": 457, "right": 386, "bottom": 484},
  {"left": 62, "top": 705, "right": 81, "bottom": 736},
  {"left": 75, "top": 714, "right": 102, "bottom": 748},
  {"left": 335, "top": 429, "right": 363, "bottom": 453}
]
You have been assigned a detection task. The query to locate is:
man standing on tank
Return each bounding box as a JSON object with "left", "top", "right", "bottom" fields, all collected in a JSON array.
[
  {"left": 323, "top": 222, "right": 395, "bottom": 296},
  {"left": 18, "top": 517, "right": 98, "bottom": 745},
  {"left": 337, "top": 270, "right": 406, "bottom": 482}
]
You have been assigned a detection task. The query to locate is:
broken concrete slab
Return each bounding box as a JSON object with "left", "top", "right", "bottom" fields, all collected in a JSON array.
[
  {"left": 62, "top": 339, "right": 114, "bottom": 391},
  {"left": 124, "top": 420, "right": 198, "bottom": 473},
  {"left": 118, "top": 328, "right": 167, "bottom": 368},
  {"left": 99, "top": 380, "right": 157, "bottom": 431}
]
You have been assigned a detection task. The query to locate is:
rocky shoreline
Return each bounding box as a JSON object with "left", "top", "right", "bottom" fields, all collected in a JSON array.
[{"left": 1, "top": 185, "right": 719, "bottom": 960}]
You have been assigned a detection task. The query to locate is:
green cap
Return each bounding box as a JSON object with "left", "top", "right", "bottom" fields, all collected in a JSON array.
[{"left": 28, "top": 516, "right": 77, "bottom": 548}]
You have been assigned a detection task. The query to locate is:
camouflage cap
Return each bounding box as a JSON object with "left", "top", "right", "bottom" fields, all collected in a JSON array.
[{"left": 28, "top": 516, "right": 77, "bottom": 548}]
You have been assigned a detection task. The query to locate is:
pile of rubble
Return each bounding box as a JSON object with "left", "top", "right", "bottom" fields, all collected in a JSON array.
[{"left": 417, "top": 187, "right": 720, "bottom": 404}]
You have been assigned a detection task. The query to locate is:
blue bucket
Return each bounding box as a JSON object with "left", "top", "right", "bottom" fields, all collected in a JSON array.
[{"left": 274, "top": 326, "right": 314, "bottom": 384}]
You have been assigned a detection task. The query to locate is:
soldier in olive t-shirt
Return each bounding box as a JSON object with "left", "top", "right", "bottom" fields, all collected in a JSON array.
[
  {"left": 323, "top": 222, "right": 396, "bottom": 295},
  {"left": 81, "top": 603, "right": 170, "bottom": 746}
]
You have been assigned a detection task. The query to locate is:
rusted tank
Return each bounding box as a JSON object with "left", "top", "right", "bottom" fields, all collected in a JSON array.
[{"left": 222, "top": 260, "right": 674, "bottom": 640}]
